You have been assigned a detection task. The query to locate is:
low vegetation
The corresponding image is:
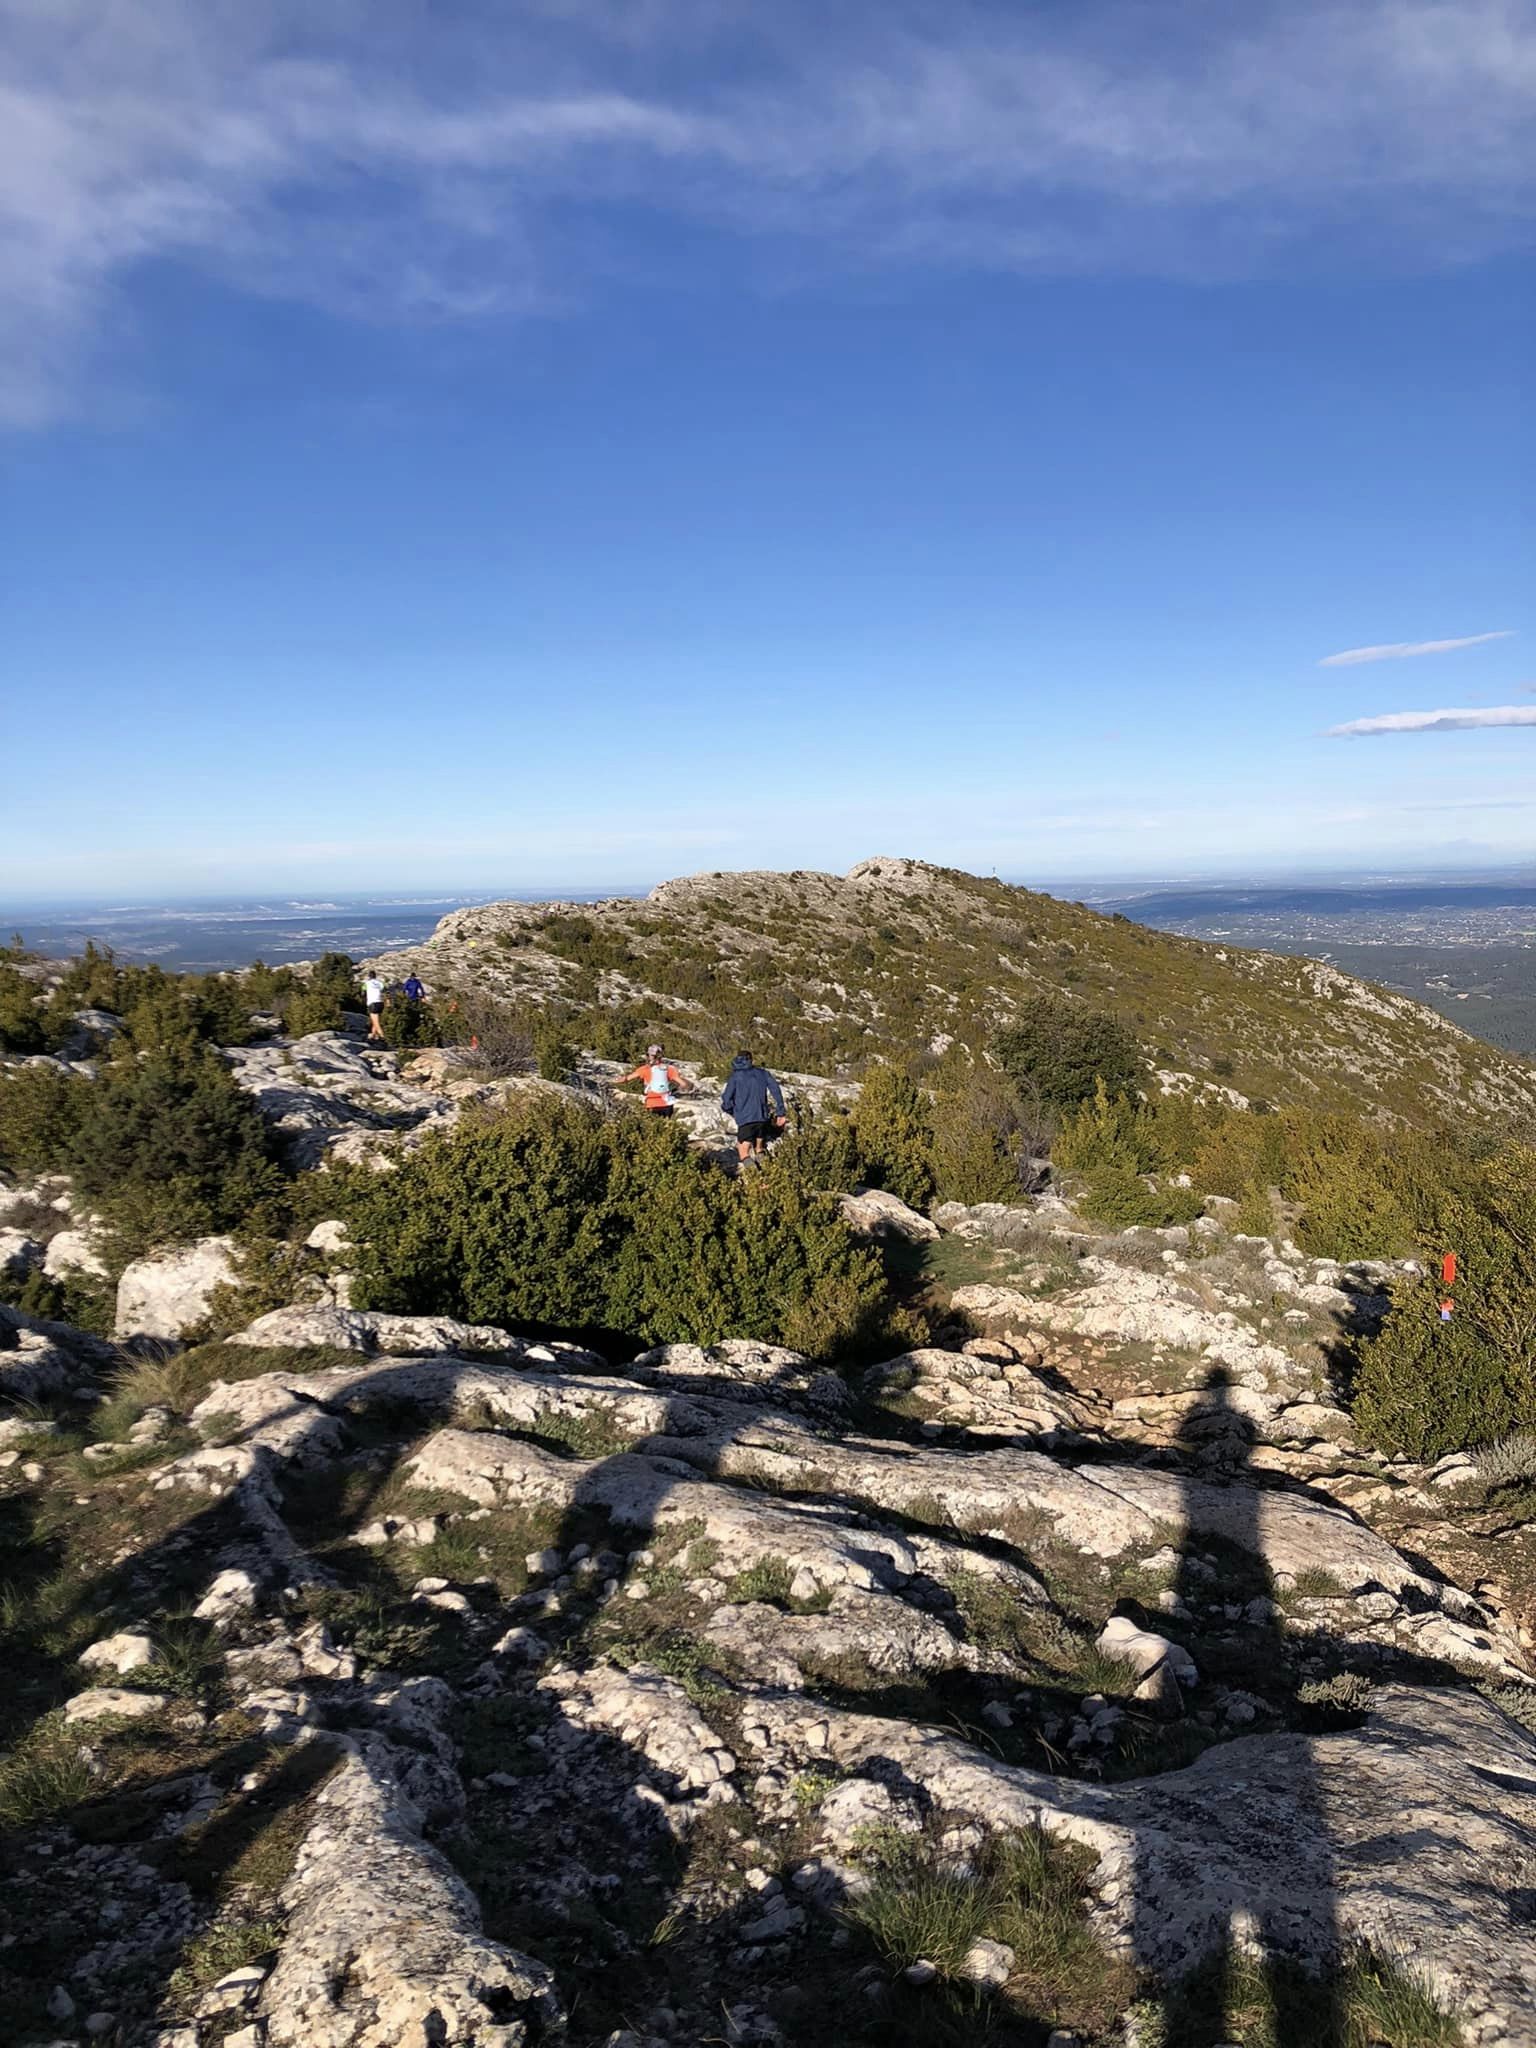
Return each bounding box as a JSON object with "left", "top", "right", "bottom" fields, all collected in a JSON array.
[{"left": 344, "top": 1090, "right": 896, "bottom": 1357}]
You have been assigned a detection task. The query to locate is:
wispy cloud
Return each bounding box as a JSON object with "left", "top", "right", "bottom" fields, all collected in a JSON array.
[
  {"left": 1326, "top": 706, "right": 1536, "bottom": 736},
  {"left": 4, "top": 0, "right": 1536, "bottom": 424},
  {"left": 1320, "top": 631, "right": 1515, "bottom": 666}
]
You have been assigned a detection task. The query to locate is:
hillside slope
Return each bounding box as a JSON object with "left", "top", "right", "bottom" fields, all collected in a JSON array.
[{"left": 371, "top": 856, "right": 1536, "bottom": 1128}]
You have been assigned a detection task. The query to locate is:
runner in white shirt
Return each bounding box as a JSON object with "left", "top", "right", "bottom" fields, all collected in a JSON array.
[{"left": 363, "top": 973, "right": 386, "bottom": 1041}]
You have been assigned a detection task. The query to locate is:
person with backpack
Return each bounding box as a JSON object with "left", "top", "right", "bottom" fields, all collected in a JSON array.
[
  {"left": 616, "top": 1045, "right": 694, "bottom": 1117},
  {"left": 721, "top": 1050, "right": 787, "bottom": 1164}
]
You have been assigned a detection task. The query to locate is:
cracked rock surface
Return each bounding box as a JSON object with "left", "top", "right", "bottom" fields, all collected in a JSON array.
[{"left": 8, "top": 1198, "right": 1536, "bottom": 2047}]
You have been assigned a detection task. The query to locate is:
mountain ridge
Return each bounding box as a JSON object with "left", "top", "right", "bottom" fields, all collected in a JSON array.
[{"left": 369, "top": 855, "right": 1536, "bottom": 1130}]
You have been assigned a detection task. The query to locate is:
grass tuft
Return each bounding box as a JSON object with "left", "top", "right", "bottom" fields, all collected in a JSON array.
[{"left": 0, "top": 1714, "right": 93, "bottom": 1830}]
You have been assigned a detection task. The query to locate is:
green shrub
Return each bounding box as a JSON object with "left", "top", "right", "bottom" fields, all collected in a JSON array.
[
  {"left": 0, "top": 1042, "right": 289, "bottom": 1260},
  {"left": 1052, "top": 1079, "right": 1156, "bottom": 1178},
  {"left": 74, "top": 1045, "right": 284, "bottom": 1250},
  {"left": 850, "top": 1062, "right": 936, "bottom": 1210},
  {"left": 931, "top": 1070, "right": 1039, "bottom": 1205},
  {"left": 770, "top": 1103, "right": 863, "bottom": 1196},
  {"left": 532, "top": 1019, "right": 580, "bottom": 1083},
  {"left": 281, "top": 952, "right": 357, "bottom": 1037},
  {"left": 1353, "top": 1147, "right": 1536, "bottom": 1459},
  {"left": 1074, "top": 1165, "right": 1203, "bottom": 1229},
  {"left": 0, "top": 1264, "right": 115, "bottom": 1334},
  {"left": 121, "top": 974, "right": 258, "bottom": 1053},
  {"left": 993, "top": 994, "right": 1143, "bottom": 1112},
  {"left": 0, "top": 965, "right": 45, "bottom": 1053},
  {"left": 345, "top": 1092, "right": 887, "bottom": 1356},
  {"left": 0, "top": 1062, "right": 89, "bottom": 1176}
]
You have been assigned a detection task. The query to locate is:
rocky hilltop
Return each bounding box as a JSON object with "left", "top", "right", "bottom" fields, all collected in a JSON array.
[{"left": 369, "top": 857, "right": 1536, "bottom": 1129}]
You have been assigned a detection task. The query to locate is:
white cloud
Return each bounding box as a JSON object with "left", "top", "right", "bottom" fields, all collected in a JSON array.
[
  {"left": 3, "top": 0, "right": 1536, "bottom": 423},
  {"left": 1320, "top": 631, "right": 1514, "bottom": 665},
  {"left": 1326, "top": 706, "right": 1536, "bottom": 736}
]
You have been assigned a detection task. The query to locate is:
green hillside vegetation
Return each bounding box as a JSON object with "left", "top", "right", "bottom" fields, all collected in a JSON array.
[
  {"left": 5, "top": 867, "right": 1536, "bottom": 1465},
  {"left": 369, "top": 857, "right": 1536, "bottom": 1132}
]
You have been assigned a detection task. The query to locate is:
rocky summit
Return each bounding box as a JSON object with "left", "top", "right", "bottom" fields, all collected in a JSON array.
[{"left": 3, "top": 872, "right": 1536, "bottom": 2048}]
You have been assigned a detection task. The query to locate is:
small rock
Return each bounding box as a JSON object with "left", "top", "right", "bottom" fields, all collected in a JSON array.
[
  {"left": 64, "top": 1686, "right": 162, "bottom": 1725},
  {"left": 80, "top": 1630, "right": 156, "bottom": 1676},
  {"left": 961, "top": 1937, "right": 1015, "bottom": 1988},
  {"left": 47, "top": 1985, "right": 76, "bottom": 2022},
  {"left": 194, "top": 1567, "right": 260, "bottom": 1624},
  {"left": 903, "top": 1959, "right": 938, "bottom": 1985}
]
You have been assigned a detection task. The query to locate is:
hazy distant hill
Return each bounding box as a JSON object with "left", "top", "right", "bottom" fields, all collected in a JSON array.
[{"left": 371, "top": 856, "right": 1536, "bottom": 1130}]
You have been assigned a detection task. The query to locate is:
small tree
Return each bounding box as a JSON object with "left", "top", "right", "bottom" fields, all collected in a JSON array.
[
  {"left": 66, "top": 1043, "right": 286, "bottom": 1256},
  {"left": 993, "top": 995, "right": 1143, "bottom": 1112},
  {"left": 283, "top": 953, "right": 357, "bottom": 1037}
]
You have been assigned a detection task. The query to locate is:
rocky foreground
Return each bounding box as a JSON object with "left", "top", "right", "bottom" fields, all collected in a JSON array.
[{"left": 5, "top": 1146, "right": 1536, "bottom": 2045}]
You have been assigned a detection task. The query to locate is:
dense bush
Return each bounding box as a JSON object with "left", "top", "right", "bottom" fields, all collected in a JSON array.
[
  {"left": 850, "top": 1063, "right": 936, "bottom": 1210},
  {"left": 345, "top": 1093, "right": 889, "bottom": 1356},
  {"left": 0, "top": 966, "right": 46, "bottom": 1054},
  {"left": 1353, "top": 1144, "right": 1536, "bottom": 1459},
  {"left": 1049, "top": 1081, "right": 1202, "bottom": 1227},
  {"left": 281, "top": 952, "right": 358, "bottom": 1037},
  {"left": 993, "top": 995, "right": 1143, "bottom": 1112},
  {"left": 0, "top": 1041, "right": 285, "bottom": 1259},
  {"left": 931, "top": 1070, "right": 1042, "bottom": 1205}
]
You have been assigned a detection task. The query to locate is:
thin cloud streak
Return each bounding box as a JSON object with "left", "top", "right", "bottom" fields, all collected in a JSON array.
[
  {"left": 1320, "top": 631, "right": 1514, "bottom": 666},
  {"left": 1326, "top": 706, "right": 1536, "bottom": 736},
  {"left": 3, "top": 0, "right": 1536, "bottom": 424}
]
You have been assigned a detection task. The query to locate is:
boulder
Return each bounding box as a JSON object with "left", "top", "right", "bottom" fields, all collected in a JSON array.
[
  {"left": 863, "top": 1347, "right": 1086, "bottom": 1437},
  {"left": 747, "top": 1681, "right": 1536, "bottom": 2043},
  {"left": 43, "top": 1228, "right": 110, "bottom": 1281},
  {"left": 64, "top": 1687, "right": 163, "bottom": 1725},
  {"left": 0, "top": 1299, "right": 115, "bottom": 1402},
  {"left": 194, "top": 1567, "right": 262, "bottom": 1624},
  {"left": 0, "top": 1228, "right": 43, "bottom": 1277},
  {"left": 232, "top": 1303, "right": 596, "bottom": 1365},
  {"left": 256, "top": 1713, "right": 561, "bottom": 2046},
  {"left": 1097, "top": 1614, "right": 1197, "bottom": 1708},
  {"left": 225, "top": 1032, "right": 459, "bottom": 1169},
  {"left": 627, "top": 1339, "right": 848, "bottom": 1413},
  {"left": 838, "top": 1187, "right": 940, "bottom": 1245},
  {"left": 115, "top": 1237, "right": 239, "bottom": 1339}
]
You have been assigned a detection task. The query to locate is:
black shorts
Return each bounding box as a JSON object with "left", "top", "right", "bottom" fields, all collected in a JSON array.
[
  {"left": 367, "top": 1002, "right": 383, "bottom": 1016},
  {"left": 645, "top": 1103, "right": 676, "bottom": 1117},
  {"left": 737, "top": 1119, "right": 776, "bottom": 1145}
]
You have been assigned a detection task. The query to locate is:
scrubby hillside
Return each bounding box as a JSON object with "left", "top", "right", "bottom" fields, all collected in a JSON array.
[{"left": 370, "top": 857, "right": 1536, "bottom": 1130}]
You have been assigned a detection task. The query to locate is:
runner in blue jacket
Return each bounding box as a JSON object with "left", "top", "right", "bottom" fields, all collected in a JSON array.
[{"left": 721, "top": 1051, "right": 787, "bottom": 1164}]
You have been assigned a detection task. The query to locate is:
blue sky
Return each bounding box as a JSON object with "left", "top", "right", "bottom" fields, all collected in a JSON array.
[{"left": 2, "top": 0, "right": 1533, "bottom": 897}]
